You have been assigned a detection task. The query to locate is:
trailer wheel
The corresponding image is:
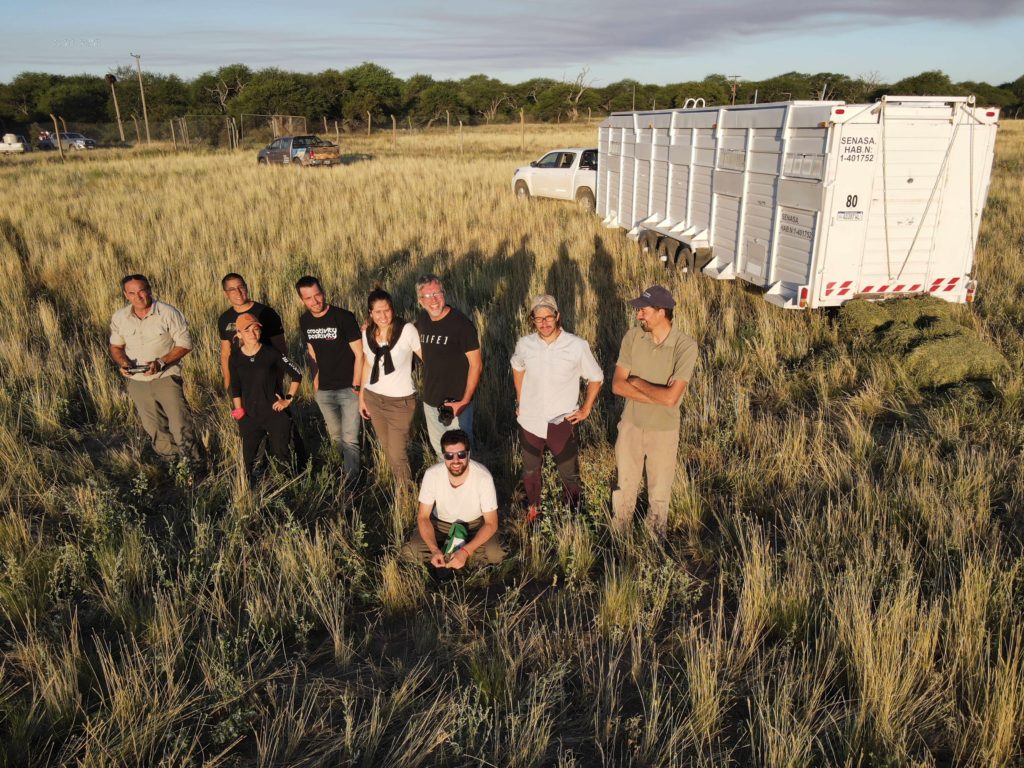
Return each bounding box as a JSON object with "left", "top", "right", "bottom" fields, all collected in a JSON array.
[
  {"left": 679, "top": 245, "right": 696, "bottom": 277},
  {"left": 515, "top": 181, "right": 530, "bottom": 201},
  {"left": 575, "top": 188, "right": 596, "bottom": 213},
  {"left": 638, "top": 231, "right": 659, "bottom": 258},
  {"left": 656, "top": 238, "right": 679, "bottom": 267}
]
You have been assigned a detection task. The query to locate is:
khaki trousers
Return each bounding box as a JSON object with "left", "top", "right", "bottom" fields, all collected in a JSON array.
[
  {"left": 363, "top": 389, "right": 416, "bottom": 486},
  {"left": 402, "top": 517, "right": 506, "bottom": 565},
  {"left": 611, "top": 419, "right": 680, "bottom": 536},
  {"left": 126, "top": 375, "right": 196, "bottom": 461}
]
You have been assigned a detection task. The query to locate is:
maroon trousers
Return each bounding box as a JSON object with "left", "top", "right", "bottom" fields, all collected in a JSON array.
[{"left": 521, "top": 420, "right": 580, "bottom": 509}]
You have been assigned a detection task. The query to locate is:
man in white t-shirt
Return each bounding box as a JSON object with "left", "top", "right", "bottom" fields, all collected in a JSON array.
[{"left": 402, "top": 429, "right": 506, "bottom": 569}]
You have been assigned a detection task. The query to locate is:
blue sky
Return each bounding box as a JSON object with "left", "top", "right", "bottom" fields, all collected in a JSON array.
[{"left": 3, "top": 0, "right": 1023, "bottom": 85}]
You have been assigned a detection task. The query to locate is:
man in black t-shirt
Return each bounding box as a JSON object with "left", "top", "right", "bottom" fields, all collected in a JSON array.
[
  {"left": 414, "top": 274, "right": 482, "bottom": 456},
  {"left": 295, "top": 275, "right": 365, "bottom": 479},
  {"left": 218, "top": 273, "right": 287, "bottom": 391}
]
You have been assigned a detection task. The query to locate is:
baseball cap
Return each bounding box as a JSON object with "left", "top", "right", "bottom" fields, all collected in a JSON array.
[
  {"left": 629, "top": 286, "right": 675, "bottom": 309},
  {"left": 529, "top": 294, "right": 559, "bottom": 315},
  {"left": 235, "top": 313, "right": 262, "bottom": 332}
]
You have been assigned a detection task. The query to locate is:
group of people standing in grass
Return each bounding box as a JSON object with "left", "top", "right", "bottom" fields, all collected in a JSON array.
[{"left": 109, "top": 270, "right": 697, "bottom": 570}]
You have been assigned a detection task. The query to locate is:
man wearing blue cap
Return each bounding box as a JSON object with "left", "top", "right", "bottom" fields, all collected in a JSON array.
[{"left": 610, "top": 285, "right": 699, "bottom": 537}]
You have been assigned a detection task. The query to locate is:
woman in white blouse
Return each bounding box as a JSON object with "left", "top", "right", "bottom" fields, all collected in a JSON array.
[{"left": 359, "top": 288, "right": 422, "bottom": 488}]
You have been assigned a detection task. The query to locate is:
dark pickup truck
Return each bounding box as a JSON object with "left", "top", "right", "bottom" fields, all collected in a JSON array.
[{"left": 256, "top": 135, "right": 341, "bottom": 166}]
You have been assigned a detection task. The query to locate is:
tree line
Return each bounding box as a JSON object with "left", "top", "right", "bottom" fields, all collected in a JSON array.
[{"left": 2, "top": 62, "right": 1022, "bottom": 135}]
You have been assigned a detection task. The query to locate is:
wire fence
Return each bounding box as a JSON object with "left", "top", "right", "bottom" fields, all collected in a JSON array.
[{"left": 12, "top": 109, "right": 627, "bottom": 154}]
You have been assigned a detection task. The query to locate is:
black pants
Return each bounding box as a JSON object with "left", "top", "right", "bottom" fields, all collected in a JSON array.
[
  {"left": 521, "top": 422, "right": 580, "bottom": 509},
  {"left": 238, "top": 410, "right": 304, "bottom": 477}
]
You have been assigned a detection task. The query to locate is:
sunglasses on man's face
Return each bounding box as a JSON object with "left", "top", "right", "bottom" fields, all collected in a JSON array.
[{"left": 443, "top": 450, "right": 469, "bottom": 461}]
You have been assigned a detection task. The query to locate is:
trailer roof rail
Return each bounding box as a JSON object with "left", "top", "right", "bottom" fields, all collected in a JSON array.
[{"left": 879, "top": 95, "right": 976, "bottom": 104}]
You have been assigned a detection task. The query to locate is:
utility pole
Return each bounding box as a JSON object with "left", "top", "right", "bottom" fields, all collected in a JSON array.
[
  {"left": 729, "top": 75, "right": 742, "bottom": 105},
  {"left": 105, "top": 74, "right": 126, "bottom": 142},
  {"left": 130, "top": 53, "right": 151, "bottom": 143}
]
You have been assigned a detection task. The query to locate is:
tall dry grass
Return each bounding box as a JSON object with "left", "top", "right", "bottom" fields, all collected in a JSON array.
[{"left": 0, "top": 120, "right": 1022, "bottom": 765}]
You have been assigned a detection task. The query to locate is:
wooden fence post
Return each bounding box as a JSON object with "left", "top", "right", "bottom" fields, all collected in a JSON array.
[
  {"left": 446, "top": 110, "right": 450, "bottom": 133},
  {"left": 367, "top": 111, "right": 371, "bottom": 136},
  {"left": 323, "top": 116, "right": 328, "bottom": 133},
  {"left": 520, "top": 108, "right": 525, "bottom": 152},
  {"left": 391, "top": 114, "right": 397, "bottom": 148},
  {"left": 49, "top": 114, "right": 65, "bottom": 162},
  {"left": 459, "top": 121, "right": 464, "bottom": 154},
  {"left": 131, "top": 114, "right": 141, "bottom": 144},
  {"left": 334, "top": 120, "right": 340, "bottom": 144},
  {"left": 170, "top": 120, "right": 177, "bottom": 150}
]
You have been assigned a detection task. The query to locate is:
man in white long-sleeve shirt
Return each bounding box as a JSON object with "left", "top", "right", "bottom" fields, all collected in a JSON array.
[{"left": 511, "top": 294, "right": 603, "bottom": 523}]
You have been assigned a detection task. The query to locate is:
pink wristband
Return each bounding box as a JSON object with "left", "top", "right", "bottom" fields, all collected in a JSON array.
[{"left": 231, "top": 407, "right": 245, "bottom": 420}]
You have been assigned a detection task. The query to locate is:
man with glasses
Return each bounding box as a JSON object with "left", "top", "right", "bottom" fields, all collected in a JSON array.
[
  {"left": 511, "top": 295, "right": 603, "bottom": 523},
  {"left": 414, "top": 274, "right": 482, "bottom": 456},
  {"left": 109, "top": 274, "right": 198, "bottom": 464},
  {"left": 610, "top": 286, "right": 699, "bottom": 538},
  {"left": 403, "top": 429, "right": 505, "bottom": 569},
  {"left": 217, "top": 273, "right": 287, "bottom": 391}
]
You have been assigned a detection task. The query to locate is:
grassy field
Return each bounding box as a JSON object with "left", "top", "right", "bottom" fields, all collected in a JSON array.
[{"left": 0, "top": 120, "right": 1023, "bottom": 766}]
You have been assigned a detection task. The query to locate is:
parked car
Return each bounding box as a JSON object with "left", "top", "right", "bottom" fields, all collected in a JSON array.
[
  {"left": 512, "top": 147, "right": 598, "bottom": 211},
  {"left": 0, "top": 134, "right": 32, "bottom": 153},
  {"left": 39, "top": 132, "right": 96, "bottom": 150},
  {"left": 257, "top": 135, "right": 341, "bottom": 166}
]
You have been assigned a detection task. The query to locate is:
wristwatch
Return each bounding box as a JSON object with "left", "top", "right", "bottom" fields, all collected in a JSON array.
[
  {"left": 352, "top": 385, "right": 361, "bottom": 392},
  {"left": 284, "top": 393, "right": 294, "bottom": 400}
]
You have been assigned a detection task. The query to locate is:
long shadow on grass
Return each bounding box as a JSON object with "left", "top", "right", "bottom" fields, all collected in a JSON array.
[
  {"left": 589, "top": 235, "right": 629, "bottom": 426},
  {"left": 544, "top": 243, "right": 582, "bottom": 332}
]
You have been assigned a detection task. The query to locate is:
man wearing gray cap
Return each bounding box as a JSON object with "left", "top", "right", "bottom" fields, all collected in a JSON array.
[
  {"left": 511, "top": 294, "right": 604, "bottom": 523},
  {"left": 611, "top": 285, "right": 698, "bottom": 537}
]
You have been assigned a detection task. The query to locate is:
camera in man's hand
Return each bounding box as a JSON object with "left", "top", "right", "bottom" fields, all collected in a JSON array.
[{"left": 437, "top": 399, "right": 456, "bottom": 427}]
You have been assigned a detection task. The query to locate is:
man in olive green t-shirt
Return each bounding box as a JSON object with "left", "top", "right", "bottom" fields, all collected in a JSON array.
[{"left": 610, "top": 286, "right": 698, "bottom": 537}]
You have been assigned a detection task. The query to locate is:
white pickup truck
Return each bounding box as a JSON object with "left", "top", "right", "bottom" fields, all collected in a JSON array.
[
  {"left": 512, "top": 147, "right": 598, "bottom": 211},
  {"left": 0, "top": 134, "right": 31, "bottom": 153}
]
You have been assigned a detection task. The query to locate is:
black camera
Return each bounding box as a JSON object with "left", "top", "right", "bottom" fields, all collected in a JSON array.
[{"left": 437, "top": 399, "right": 456, "bottom": 427}]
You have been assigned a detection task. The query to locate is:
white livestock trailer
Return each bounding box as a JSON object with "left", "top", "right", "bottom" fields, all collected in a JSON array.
[{"left": 598, "top": 96, "right": 999, "bottom": 309}]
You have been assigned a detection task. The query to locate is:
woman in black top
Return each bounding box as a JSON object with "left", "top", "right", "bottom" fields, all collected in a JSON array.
[{"left": 228, "top": 312, "right": 305, "bottom": 479}]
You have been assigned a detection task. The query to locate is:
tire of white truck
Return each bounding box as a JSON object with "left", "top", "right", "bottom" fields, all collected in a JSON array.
[
  {"left": 575, "top": 188, "right": 595, "bottom": 213},
  {"left": 515, "top": 181, "right": 530, "bottom": 200}
]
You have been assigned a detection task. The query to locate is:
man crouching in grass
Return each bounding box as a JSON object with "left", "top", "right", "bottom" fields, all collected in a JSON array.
[{"left": 403, "top": 429, "right": 505, "bottom": 571}]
